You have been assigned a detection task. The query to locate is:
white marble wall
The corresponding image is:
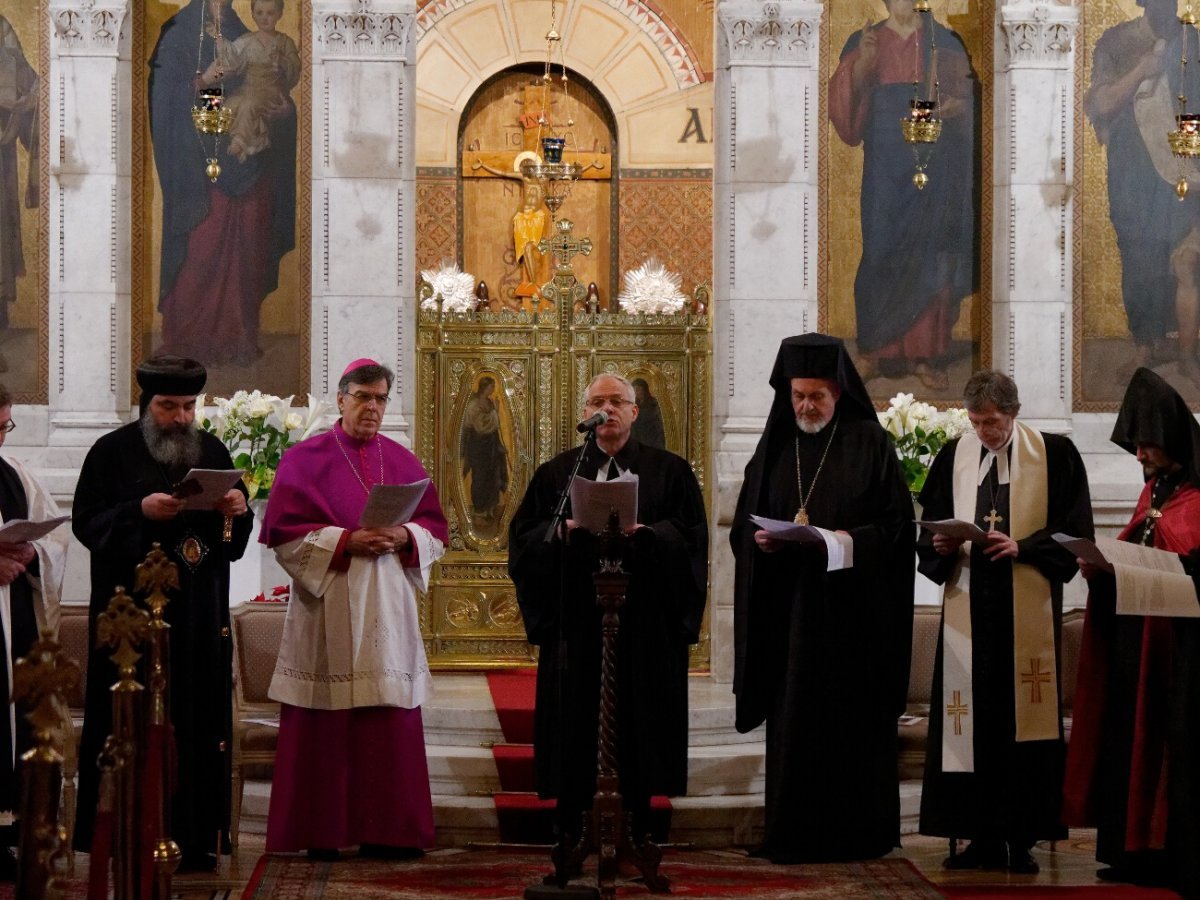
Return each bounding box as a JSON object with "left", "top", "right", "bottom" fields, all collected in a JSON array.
[
  {"left": 311, "top": 1, "right": 418, "bottom": 442},
  {"left": 712, "top": 0, "right": 824, "bottom": 682}
]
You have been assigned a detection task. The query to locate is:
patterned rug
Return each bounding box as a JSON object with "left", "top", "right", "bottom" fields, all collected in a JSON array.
[{"left": 242, "top": 849, "right": 944, "bottom": 899}]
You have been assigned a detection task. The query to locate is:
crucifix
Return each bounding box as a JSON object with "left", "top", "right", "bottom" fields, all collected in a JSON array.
[
  {"left": 1020, "top": 657, "right": 1052, "bottom": 704},
  {"left": 983, "top": 509, "right": 1004, "bottom": 532},
  {"left": 947, "top": 690, "right": 969, "bottom": 736}
]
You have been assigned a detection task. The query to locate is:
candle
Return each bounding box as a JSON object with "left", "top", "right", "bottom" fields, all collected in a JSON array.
[{"left": 910, "top": 100, "right": 936, "bottom": 123}]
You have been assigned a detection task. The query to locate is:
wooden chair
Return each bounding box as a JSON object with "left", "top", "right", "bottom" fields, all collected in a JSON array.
[{"left": 229, "top": 601, "right": 288, "bottom": 849}]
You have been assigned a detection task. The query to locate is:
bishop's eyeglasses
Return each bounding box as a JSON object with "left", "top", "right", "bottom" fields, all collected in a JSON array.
[
  {"left": 584, "top": 396, "right": 634, "bottom": 410},
  {"left": 346, "top": 391, "right": 390, "bottom": 406}
]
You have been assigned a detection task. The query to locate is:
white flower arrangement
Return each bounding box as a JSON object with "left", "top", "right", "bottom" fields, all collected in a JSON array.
[
  {"left": 420, "top": 262, "right": 477, "bottom": 313},
  {"left": 617, "top": 258, "right": 689, "bottom": 315},
  {"left": 877, "top": 392, "right": 971, "bottom": 494},
  {"left": 197, "top": 390, "right": 331, "bottom": 500}
]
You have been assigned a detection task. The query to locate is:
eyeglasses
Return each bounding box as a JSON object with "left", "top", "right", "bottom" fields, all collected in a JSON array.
[
  {"left": 346, "top": 391, "right": 390, "bottom": 406},
  {"left": 0, "top": 420, "right": 14, "bottom": 435},
  {"left": 584, "top": 396, "right": 634, "bottom": 410}
]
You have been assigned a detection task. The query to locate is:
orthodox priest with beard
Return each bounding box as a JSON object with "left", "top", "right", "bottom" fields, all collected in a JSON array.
[
  {"left": 916, "top": 371, "right": 1093, "bottom": 875},
  {"left": 731, "top": 333, "right": 915, "bottom": 863},
  {"left": 1064, "top": 368, "right": 1200, "bottom": 896},
  {"left": 72, "top": 355, "right": 252, "bottom": 871}
]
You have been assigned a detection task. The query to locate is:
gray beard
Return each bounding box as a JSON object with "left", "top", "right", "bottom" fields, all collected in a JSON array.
[
  {"left": 796, "top": 415, "right": 831, "bottom": 435},
  {"left": 141, "top": 414, "right": 202, "bottom": 470}
]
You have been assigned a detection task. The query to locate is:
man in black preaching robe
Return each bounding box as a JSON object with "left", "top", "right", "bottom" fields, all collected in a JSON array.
[
  {"left": 731, "top": 333, "right": 915, "bottom": 863},
  {"left": 1064, "top": 368, "right": 1200, "bottom": 895},
  {"left": 508, "top": 372, "right": 708, "bottom": 849},
  {"left": 917, "top": 371, "right": 1093, "bottom": 874},
  {"left": 72, "top": 356, "right": 252, "bottom": 871},
  {"left": 0, "top": 388, "right": 68, "bottom": 880}
]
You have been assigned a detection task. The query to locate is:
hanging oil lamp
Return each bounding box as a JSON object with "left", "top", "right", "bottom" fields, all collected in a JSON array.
[
  {"left": 518, "top": 0, "right": 581, "bottom": 223},
  {"left": 190, "top": 1, "right": 232, "bottom": 182},
  {"left": 1169, "top": 2, "right": 1200, "bottom": 199},
  {"left": 899, "top": 1, "right": 942, "bottom": 190}
]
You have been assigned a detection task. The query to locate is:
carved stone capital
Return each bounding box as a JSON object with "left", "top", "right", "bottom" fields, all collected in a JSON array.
[
  {"left": 50, "top": 1, "right": 128, "bottom": 58},
  {"left": 717, "top": 1, "right": 822, "bottom": 68},
  {"left": 998, "top": 3, "right": 1079, "bottom": 69},
  {"left": 313, "top": 0, "right": 416, "bottom": 62}
]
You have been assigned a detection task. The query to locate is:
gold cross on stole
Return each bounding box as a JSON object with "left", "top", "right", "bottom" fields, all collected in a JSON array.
[
  {"left": 1020, "top": 657, "right": 1052, "bottom": 704},
  {"left": 947, "top": 690, "right": 969, "bottom": 736}
]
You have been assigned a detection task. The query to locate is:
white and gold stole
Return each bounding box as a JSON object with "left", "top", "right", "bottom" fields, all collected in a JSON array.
[{"left": 941, "top": 420, "right": 1059, "bottom": 772}]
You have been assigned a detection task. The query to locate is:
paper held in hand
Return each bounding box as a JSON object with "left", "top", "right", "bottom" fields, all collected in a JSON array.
[
  {"left": 917, "top": 518, "right": 990, "bottom": 542},
  {"left": 0, "top": 515, "right": 70, "bottom": 543},
  {"left": 174, "top": 469, "right": 247, "bottom": 510},
  {"left": 749, "top": 514, "right": 854, "bottom": 572},
  {"left": 359, "top": 478, "right": 431, "bottom": 528},
  {"left": 1053, "top": 532, "right": 1199, "bottom": 619},
  {"left": 570, "top": 473, "right": 638, "bottom": 533}
]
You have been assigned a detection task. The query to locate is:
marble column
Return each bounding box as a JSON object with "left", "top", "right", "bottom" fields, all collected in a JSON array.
[
  {"left": 47, "top": 2, "right": 131, "bottom": 445},
  {"left": 992, "top": 2, "right": 1079, "bottom": 427},
  {"left": 712, "top": 0, "right": 823, "bottom": 683},
  {"left": 311, "top": 0, "right": 417, "bottom": 438}
]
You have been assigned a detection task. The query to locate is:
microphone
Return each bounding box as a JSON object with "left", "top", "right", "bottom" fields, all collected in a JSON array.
[{"left": 576, "top": 410, "right": 609, "bottom": 433}]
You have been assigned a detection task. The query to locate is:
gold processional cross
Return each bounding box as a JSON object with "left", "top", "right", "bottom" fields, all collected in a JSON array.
[
  {"left": 947, "top": 690, "right": 969, "bottom": 736},
  {"left": 1020, "top": 657, "right": 1052, "bottom": 704},
  {"left": 538, "top": 222, "right": 593, "bottom": 272}
]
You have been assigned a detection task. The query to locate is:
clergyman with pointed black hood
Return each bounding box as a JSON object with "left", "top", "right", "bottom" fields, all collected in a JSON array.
[
  {"left": 1064, "top": 367, "right": 1200, "bottom": 897},
  {"left": 730, "top": 333, "right": 915, "bottom": 863}
]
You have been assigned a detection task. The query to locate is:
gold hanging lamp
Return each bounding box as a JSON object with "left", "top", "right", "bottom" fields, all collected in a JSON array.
[
  {"left": 900, "top": 1, "right": 942, "bottom": 190},
  {"left": 518, "top": 0, "right": 581, "bottom": 223},
  {"left": 1170, "top": 3, "right": 1200, "bottom": 198},
  {"left": 190, "top": 1, "right": 232, "bottom": 182}
]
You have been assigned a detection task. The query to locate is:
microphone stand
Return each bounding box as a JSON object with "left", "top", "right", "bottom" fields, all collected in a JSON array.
[{"left": 526, "top": 427, "right": 603, "bottom": 899}]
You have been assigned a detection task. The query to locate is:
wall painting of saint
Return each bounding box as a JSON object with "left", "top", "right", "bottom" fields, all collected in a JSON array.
[
  {"left": 134, "top": 0, "right": 308, "bottom": 399},
  {"left": 824, "top": 0, "right": 988, "bottom": 402}
]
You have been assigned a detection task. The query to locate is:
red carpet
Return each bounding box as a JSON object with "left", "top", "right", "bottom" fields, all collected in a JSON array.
[
  {"left": 941, "top": 888, "right": 1180, "bottom": 898},
  {"left": 485, "top": 670, "right": 670, "bottom": 844},
  {"left": 241, "top": 849, "right": 944, "bottom": 899}
]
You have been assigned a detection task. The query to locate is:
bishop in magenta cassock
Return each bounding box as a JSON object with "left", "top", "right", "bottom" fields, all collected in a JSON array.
[{"left": 260, "top": 359, "right": 448, "bottom": 858}]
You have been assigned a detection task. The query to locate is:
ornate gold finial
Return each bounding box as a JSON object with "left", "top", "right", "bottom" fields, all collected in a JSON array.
[
  {"left": 136, "top": 543, "right": 179, "bottom": 624},
  {"left": 96, "top": 588, "right": 151, "bottom": 685},
  {"left": 12, "top": 632, "right": 80, "bottom": 755}
]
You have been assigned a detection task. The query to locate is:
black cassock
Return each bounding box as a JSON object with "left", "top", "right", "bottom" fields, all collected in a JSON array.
[
  {"left": 508, "top": 439, "right": 707, "bottom": 822},
  {"left": 731, "top": 417, "right": 915, "bottom": 863},
  {"left": 916, "top": 433, "right": 1092, "bottom": 843},
  {"left": 71, "top": 422, "right": 252, "bottom": 866}
]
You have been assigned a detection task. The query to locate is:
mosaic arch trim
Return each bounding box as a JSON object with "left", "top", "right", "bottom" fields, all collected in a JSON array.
[{"left": 415, "top": 0, "right": 705, "bottom": 89}]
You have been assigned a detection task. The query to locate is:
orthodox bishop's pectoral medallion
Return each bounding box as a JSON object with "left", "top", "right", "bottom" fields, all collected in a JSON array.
[{"left": 176, "top": 534, "right": 208, "bottom": 570}]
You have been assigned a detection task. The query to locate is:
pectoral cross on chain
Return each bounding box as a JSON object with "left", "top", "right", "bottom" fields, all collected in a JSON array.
[{"left": 983, "top": 509, "right": 1004, "bottom": 532}]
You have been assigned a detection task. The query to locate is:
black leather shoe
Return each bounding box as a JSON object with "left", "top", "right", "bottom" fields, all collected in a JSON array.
[
  {"left": 1008, "top": 847, "right": 1039, "bottom": 874},
  {"left": 306, "top": 848, "right": 341, "bottom": 862},
  {"left": 944, "top": 841, "right": 1007, "bottom": 870}
]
